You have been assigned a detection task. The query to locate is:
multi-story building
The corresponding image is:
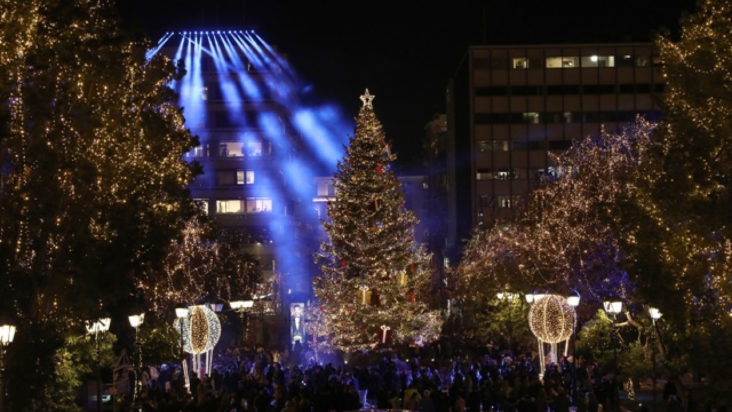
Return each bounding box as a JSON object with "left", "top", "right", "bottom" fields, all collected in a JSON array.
[
  {"left": 154, "top": 30, "right": 336, "bottom": 346},
  {"left": 448, "top": 43, "right": 664, "bottom": 242}
]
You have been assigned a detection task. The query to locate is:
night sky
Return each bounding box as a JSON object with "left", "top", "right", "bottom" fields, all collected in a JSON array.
[{"left": 119, "top": 0, "right": 696, "bottom": 167}]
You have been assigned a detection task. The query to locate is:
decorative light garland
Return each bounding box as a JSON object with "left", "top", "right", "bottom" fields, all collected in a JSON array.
[
  {"left": 173, "top": 305, "right": 221, "bottom": 355},
  {"left": 528, "top": 294, "right": 576, "bottom": 344}
]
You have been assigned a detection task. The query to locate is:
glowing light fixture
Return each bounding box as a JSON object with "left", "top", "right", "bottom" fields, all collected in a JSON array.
[
  {"left": 128, "top": 313, "right": 145, "bottom": 328},
  {"left": 175, "top": 307, "right": 189, "bottom": 319},
  {"left": 230, "top": 300, "right": 254, "bottom": 310},
  {"left": 85, "top": 317, "right": 111, "bottom": 334},
  {"left": 174, "top": 305, "right": 221, "bottom": 355},
  {"left": 567, "top": 290, "right": 581, "bottom": 307},
  {"left": 528, "top": 294, "right": 576, "bottom": 344},
  {"left": 649, "top": 307, "right": 662, "bottom": 320},
  {"left": 0, "top": 324, "right": 16, "bottom": 345},
  {"left": 603, "top": 300, "right": 623, "bottom": 314},
  {"left": 590, "top": 55, "right": 599, "bottom": 62}
]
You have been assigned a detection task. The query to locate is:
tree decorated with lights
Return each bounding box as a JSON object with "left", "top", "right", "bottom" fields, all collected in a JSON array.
[
  {"left": 137, "top": 218, "right": 261, "bottom": 317},
  {"left": 313, "top": 90, "right": 441, "bottom": 352},
  {"left": 0, "top": 0, "right": 197, "bottom": 407},
  {"left": 456, "top": 120, "right": 652, "bottom": 318},
  {"left": 611, "top": 0, "right": 732, "bottom": 391}
]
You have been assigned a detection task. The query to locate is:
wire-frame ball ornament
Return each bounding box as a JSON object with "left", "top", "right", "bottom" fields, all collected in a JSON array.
[
  {"left": 528, "top": 294, "right": 576, "bottom": 344},
  {"left": 173, "top": 305, "right": 221, "bottom": 355}
]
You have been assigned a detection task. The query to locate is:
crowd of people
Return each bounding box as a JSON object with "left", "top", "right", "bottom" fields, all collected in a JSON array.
[{"left": 114, "top": 340, "right": 668, "bottom": 412}]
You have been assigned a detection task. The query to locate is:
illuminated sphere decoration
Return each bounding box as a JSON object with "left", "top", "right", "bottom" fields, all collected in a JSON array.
[
  {"left": 173, "top": 305, "right": 221, "bottom": 355},
  {"left": 528, "top": 294, "right": 576, "bottom": 344}
]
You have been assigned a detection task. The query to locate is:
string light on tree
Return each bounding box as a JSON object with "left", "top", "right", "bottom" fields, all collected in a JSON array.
[{"left": 313, "top": 89, "right": 442, "bottom": 352}]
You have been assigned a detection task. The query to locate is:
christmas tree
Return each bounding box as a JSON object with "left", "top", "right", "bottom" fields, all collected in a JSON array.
[{"left": 313, "top": 89, "right": 441, "bottom": 352}]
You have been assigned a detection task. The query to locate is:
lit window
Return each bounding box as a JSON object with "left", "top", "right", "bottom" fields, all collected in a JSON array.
[
  {"left": 237, "top": 170, "right": 255, "bottom": 185},
  {"left": 512, "top": 57, "right": 529, "bottom": 69},
  {"left": 216, "top": 200, "right": 244, "bottom": 214},
  {"left": 219, "top": 142, "right": 245, "bottom": 157},
  {"left": 522, "top": 112, "right": 540, "bottom": 124},
  {"left": 193, "top": 198, "right": 208, "bottom": 215},
  {"left": 246, "top": 198, "right": 272, "bottom": 213},
  {"left": 479, "top": 140, "right": 509, "bottom": 152},
  {"left": 498, "top": 195, "right": 520, "bottom": 208},
  {"left": 581, "top": 55, "right": 615, "bottom": 67},
  {"left": 247, "top": 141, "right": 263, "bottom": 156},
  {"left": 563, "top": 112, "right": 573, "bottom": 123},
  {"left": 546, "top": 56, "right": 578, "bottom": 68},
  {"left": 476, "top": 171, "right": 492, "bottom": 180},
  {"left": 188, "top": 145, "right": 205, "bottom": 158},
  {"left": 316, "top": 181, "right": 330, "bottom": 196}
]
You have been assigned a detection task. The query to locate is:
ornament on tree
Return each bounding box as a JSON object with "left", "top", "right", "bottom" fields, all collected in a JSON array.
[
  {"left": 340, "top": 259, "right": 347, "bottom": 269},
  {"left": 397, "top": 272, "right": 408, "bottom": 287},
  {"left": 379, "top": 324, "right": 392, "bottom": 344},
  {"left": 376, "top": 165, "right": 383, "bottom": 174},
  {"left": 358, "top": 285, "right": 371, "bottom": 305},
  {"left": 410, "top": 293, "right": 416, "bottom": 302}
]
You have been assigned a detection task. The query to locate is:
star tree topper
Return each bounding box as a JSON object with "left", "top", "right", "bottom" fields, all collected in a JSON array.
[{"left": 360, "top": 88, "right": 375, "bottom": 109}]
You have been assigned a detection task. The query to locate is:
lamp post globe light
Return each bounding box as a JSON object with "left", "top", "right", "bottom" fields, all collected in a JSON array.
[
  {"left": 128, "top": 313, "right": 145, "bottom": 401},
  {"left": 86, "top": 317, "right": 110, "bottom": 412},
  {"left": 602, "top": 300, "right": 623, "bottom": 371},
  {"left": 566, "top": 291, "right": 580, "bottom": 406},
  {"left": 0, "top": 324, "right": 16, "bottom": 412},
  {"left": 649, "top": 307, "right": 663, "bottom": 403}
]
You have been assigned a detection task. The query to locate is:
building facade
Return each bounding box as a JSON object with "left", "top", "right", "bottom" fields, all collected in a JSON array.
[{"left": 448, "top": 43, "right": 664, "bottom": 241}]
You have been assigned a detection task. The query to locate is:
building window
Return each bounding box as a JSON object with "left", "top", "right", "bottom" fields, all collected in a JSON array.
[
  {"left": 546, "top": 56, "right": 579, "bottom": 68},
  {"left": 246, "top": 198, "right": 272, "bottom": 213},
  {"left": 188, "top": 145, "right": 205, "bottom": 158},
  {"left": 476, "top": 170, "right": 492, "bottom": 180},
  {"left": 216, "top": 200, "right": 244, "bottom": 214},
  {"left": 522, "top": 112, "right": 540, "bottom": 124},
  {"left": 581, "top": 55, "right": 615, "bottom": 67},
  {"left": 316, "top": 181, "right": 330, "bottom": 196},
  {"left": 478, "top": 139, "right": 509, "bottom": 152},
  {"left": 247, "top": 141, "right": 263, "bottom": 156},
  {"left": 237, "top": 170, "right": 255, "bottom": 185},
  {"left": 219, "top": 141, "right": 263, "bottom": 157},
  {"left": 496, "top": 169, "right": 519, "bottom": 180},
  {"left": 512, "top": 57, "right": 529, "bottom": 69},
  {"left": 618, "top": 54, "right": 635, "bottom": 67},
  {"left": 193, "top": 198, "right": 208, "bottom": 215},
  {"left": 219, "top": 142, "right": 245, "bottom": 157},
  {"left": 498, "top": 195, "right": 520, "bottom": 208}
]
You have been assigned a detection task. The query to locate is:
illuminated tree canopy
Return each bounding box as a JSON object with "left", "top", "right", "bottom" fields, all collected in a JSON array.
[
  {"left": 0, "top": 0, "right": 197, "bottom": 407},
  {"left": 313, "top": 90, "right": 442, "bottom": 352},
  {"left": 137, "top": 218, "right": 261, "bottom": 318}
]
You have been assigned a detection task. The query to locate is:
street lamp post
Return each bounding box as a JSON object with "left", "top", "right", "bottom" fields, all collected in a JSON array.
[
  {"left": 175, "top": 306, "right": 189, "bottom": 360},
  {"left": 229, "top": 299, "right": 254, "bottom": 345},
  {"left": 86, "top": 317, "right": 111, "bottom": 412},
  {"left": 0, "top": 324, "right": 16, "bottom": 412},
  {"left": 128, "top": 313, "right": 145, "bottom": 402},
  {"left": 649, "top": 307, "right": 663, "bottom": 404},
  {"left": 603, "top": 300, "right": 623, "bottom": 367},
  {"left": 567, "top": 291, "right": 581, "bottom": 406}
]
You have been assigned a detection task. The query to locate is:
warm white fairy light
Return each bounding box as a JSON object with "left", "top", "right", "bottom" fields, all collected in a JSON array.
[
  {"left": 528, "top": 294, "right": 576, "bottom": 344},
  {"left": 173, "top": 305, "right": 221, "bottom": 355}
]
